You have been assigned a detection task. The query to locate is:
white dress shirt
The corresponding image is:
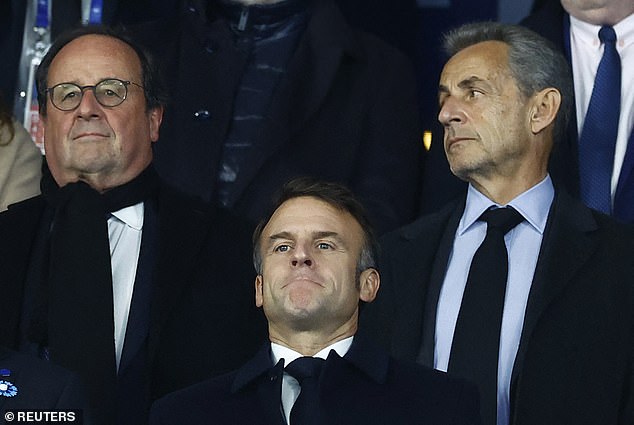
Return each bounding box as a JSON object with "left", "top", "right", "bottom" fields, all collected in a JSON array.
[
  {"left": 569, "top": 13, "right": 634, "bottom": 201},
  {"left": 108, "top": 202, "right": 144, "bottom": 369},
  {"left": 435, "top": 176, "right": 554, "bottom": 425},
  {"left": 271, "top": 336, "right": 353, "bottom": 425}
]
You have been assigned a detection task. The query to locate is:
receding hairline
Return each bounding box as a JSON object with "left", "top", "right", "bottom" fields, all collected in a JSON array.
[{"left": 48, "top": 33, "right": 143, "bottom": 74}]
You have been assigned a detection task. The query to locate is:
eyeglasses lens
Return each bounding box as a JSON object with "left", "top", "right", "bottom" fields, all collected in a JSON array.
[{"left": 51, "top": 79, "right": 128, "bottom": 110}]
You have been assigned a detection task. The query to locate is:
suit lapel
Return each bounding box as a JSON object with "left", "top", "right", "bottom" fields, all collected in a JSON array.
[
  {"left": 253, "top": 365, "right": 287, "bottom": 425},
  {"left": 418, "top": 201, "right": 464, "bottom": 367},
  {"left": 232, "top": 345, "right": 286, "bottom": 425},
  {"left": 512, "top": 192, "right": 599, "bottom": 385},
  {"left": 147, "top": 188, "right": 213, "bottom": 363},
  {"left": 387, "top": 200, "right": 462, "bottom": 362},
  {"left": 118, "top": 198, "right": 159, "bottom": 374}
]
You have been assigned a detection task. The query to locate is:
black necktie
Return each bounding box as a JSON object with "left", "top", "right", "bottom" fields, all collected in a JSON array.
[
  {"left": 285, "top": 357, "right": 325, "bottom": 425},
  {"left": 448, "top": 206, "right": 524, "bottom": 425},
  {"left": 578, "top": 25, "right": 621, "bottom": 214}
]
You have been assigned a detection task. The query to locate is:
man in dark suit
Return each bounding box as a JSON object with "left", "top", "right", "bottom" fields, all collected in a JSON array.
[
  {"left": 130, "top": 0, "right": 423, "bottom": 235},
  {"left": 0, "top": 26, "right": 267, "bottom": 425},
  {"left": 150, "top": 178, "right": 480, "bottom": 425},
  {"left": 360, "top": 22, "right": 634, "bottom": 425},
  {"left": 0, "top": 346, "right": 88, "bottom": 420},
  {"left": 521, "top": 0, "right": 634, "bottom": 222}
]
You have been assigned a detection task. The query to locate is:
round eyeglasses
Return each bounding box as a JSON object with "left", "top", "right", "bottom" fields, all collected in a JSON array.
[{"left": 44, "top": 78, "right": 144, "bottom": 111}]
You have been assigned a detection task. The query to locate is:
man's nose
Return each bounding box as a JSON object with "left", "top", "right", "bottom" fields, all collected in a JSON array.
[
  {"left": 438, "top": 96, "right": 465, "bottom": 127},
  {"left": 75, "top": 89, "right": 103, "bottom": 119},
  {"left": 291, "top": 245, "right": 313, "bottom": 267}
]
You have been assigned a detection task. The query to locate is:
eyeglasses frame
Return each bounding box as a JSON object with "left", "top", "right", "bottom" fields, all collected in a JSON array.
[{"left": 44, "top": 78, "right": 145, "bottom": 111}]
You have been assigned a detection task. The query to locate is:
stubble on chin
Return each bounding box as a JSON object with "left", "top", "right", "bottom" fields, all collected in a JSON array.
[{"left": 449, "top": 155, "right": 497, "bottom": 184}]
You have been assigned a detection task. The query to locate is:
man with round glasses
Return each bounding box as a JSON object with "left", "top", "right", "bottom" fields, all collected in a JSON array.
[
  {"left": 0, "top": 25, "right": 267, "bottom": 425},
  {"left": 46, "top": 79, "right": 143, "bottom": 111}
]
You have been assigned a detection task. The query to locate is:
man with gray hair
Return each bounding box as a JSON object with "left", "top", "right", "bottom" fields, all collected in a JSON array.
[{"left": 361, "top": 22, "right": 634, "bottom": 425}]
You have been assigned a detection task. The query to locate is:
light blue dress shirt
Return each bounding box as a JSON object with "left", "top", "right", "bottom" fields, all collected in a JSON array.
[{"left": 435, "top": 176, "right": 554, "bottom": 425}]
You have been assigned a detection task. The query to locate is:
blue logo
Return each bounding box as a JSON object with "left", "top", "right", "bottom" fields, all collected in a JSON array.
[{"left": 0, "top": 380, "right": 18, "bottom": 397}]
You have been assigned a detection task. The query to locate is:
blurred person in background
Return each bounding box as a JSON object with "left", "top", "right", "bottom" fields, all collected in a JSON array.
[{"left": 0, "top": 93, "right": 42, "bottom": 211}]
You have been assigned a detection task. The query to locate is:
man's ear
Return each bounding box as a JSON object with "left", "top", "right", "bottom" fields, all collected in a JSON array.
[
  {"left": 255, "top": 275, "right": 263, "bottom": 308},
  {"left": 530, "top": 87, "right": 561, "bottom": 134},
  {"left": 149, "top": 106, "right": 164, "bottom": 143},
  {"left": 358, "top": 268, "right": 380, "bottom": 303}
]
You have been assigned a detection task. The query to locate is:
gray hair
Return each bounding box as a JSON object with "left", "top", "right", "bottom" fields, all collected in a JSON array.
[{"left": 443, "top": 22, "right": 573, "bottom": 143}]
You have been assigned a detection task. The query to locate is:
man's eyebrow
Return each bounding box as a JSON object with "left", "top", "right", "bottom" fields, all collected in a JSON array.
[
  {"left": 267, "top": 231, "right": 295, "bottom": 246},
  {"left": 266, "top": 231, "right": 346, "bottom": 246},
  {"left": 457, "top": 76, "right": 485, "bottom": 89},
  {"left": 313, "top": 231, "right": 342, "bottom": 241},
  {"left": 439, "top": 76, "right": 486, "bottom": 93}
]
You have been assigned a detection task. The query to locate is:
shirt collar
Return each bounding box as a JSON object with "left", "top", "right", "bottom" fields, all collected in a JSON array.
[
  {"left": 109, "top": 202, "right": 144, "bottom": 230},
  {"left": 460, "top": 175, "right": 554, "bottom": 236},
  {"left": 270, "top": 336, "right": 354, "bottom": 365},
  {"left": 570, "top": 12, "right": 634, "bottom": 51}
]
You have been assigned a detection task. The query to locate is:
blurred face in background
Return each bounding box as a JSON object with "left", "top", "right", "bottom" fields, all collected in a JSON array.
[{"left": 560, "top": 0, "right": 634, "bottom": 25}]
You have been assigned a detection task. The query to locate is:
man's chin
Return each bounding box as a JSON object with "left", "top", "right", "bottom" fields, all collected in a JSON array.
[{"left": 284, "top": 306, "right": 324, "bottom": 330}]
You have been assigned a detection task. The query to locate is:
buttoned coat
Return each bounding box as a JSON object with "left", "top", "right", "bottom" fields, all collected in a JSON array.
[
  {"left": 132, "top": 0, "right": 423, "bottom": 234},
  {"left": 0, "top": 177, "right": 268, "bottom": 424},
  {"left": 150, "top": 337, "right": 480, "bottom": 425},
  {"left": 361, "top": 191, "right": 634, "bottom": 425}
]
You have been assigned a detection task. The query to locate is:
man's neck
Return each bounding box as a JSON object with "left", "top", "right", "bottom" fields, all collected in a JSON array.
[
  {"left": 470, "top": 172, "right": 548, "bottom": 205},
  {"left": 563, "top": 1, "right": 634, "bottom": 26},
  {"left": 268, "top": 324, "right": 357, "bottom": 356}
]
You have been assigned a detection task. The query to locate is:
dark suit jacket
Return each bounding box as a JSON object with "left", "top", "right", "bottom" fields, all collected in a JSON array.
[
  {"left": 131, "top": 0, "right": 423, "bottom": 234},
  {"left": 0, "top": 177, "right": 268, "bottom": 424},
  {"left": 360, "top": 190, "right": 634, "bottom": 425},
  {"left": 149, "top": 337, "right": 481, "bottom": 425},
  {"left": 0, "top": 346, "right": 89, "bottom": 419}
]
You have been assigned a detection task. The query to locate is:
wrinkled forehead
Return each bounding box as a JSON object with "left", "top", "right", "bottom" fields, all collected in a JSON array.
[
  {"left": 442, "top": 41, "right": 510, "bottom": 79},
  {"left": 439, "top": 42, "right": 516, "bottom": 99},
  {"left": 262, "top": 197, "right": 364, "bottom": 245}
]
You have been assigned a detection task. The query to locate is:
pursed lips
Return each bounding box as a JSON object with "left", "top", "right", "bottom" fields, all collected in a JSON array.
[
  {"left": 71, "top": 132, "right": 110, "bottom": 141},
  {"left": 282, "top": 275, "right": 324, "bottom": 289},
  {"left": 446, "top": 135, "right": 476, "bottom": 151}
]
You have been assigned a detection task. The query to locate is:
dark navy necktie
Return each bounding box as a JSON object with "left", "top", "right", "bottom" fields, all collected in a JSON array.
[
  {"left": 286, "top": 357, "right": 325, "bottom": 425},
  {"left": 449, "top": 206, "right": 524, "bottom": 425},
  {"left": 578, "top": 25, "right": 621, "bottom": 214}
]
